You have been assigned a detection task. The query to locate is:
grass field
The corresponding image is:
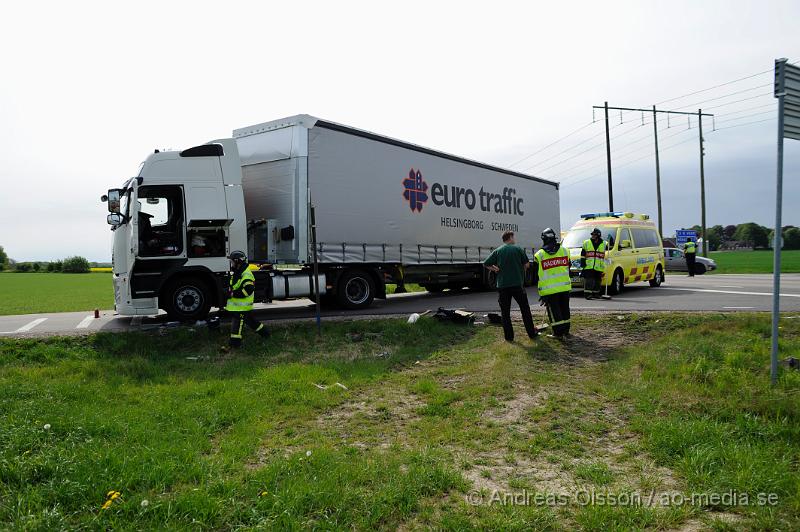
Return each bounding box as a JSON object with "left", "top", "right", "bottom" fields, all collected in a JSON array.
[
  {"left": 0, "top": 273, "right": 113, "bottom": 315},
  {"left": 708, "top": 249, "right": 800, "bottom": 274},
  {"left": 0, "top": 314, "right": 798, "bottom": 529}
]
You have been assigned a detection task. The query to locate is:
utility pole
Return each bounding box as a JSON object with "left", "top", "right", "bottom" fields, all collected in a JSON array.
[
  {"left": 592, "top": 104, "right": 713, "bottom": 242},
  {"left": 652, "top": 105, "right": 663, "bottom": 236},
  {"left": 604, "top": 101, "right": 614, "bottom": 211},
  {"left": 698, "top": 109, "right": 708, "bottom": 257}
]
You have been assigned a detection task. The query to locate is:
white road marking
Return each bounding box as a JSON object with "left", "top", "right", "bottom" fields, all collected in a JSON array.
[
  {"left": 76, "top": 316, "right": 94, "bottom": 329},
  {"left": 723, "top": 306, "right": 755, "bottom": 309},
  {"left": 661, "top": 287, "right": 800, "bottom": 298},
  {"left": 16, "top": 318, "right": 47, "bottom": 332},
  {"left": 717, "top": 285, "right": 743, "bottom": 288}
]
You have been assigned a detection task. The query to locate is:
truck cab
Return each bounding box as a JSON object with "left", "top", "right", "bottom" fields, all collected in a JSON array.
[{"left": 104, "top": 140, "right": 246, "bottom": 320}]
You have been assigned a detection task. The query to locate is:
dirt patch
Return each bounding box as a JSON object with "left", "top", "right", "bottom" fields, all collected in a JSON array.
[{"left": 245, "top": 319, "right": 706, "bottom": 527}]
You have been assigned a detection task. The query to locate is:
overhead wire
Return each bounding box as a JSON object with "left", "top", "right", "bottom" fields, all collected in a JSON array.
[
  {"left": 506, "top": 121, "right": 597, "bottom": 168},
  {"left": 526, "top": 120, "right": 648, "bottom": 174},
  {"left": 555, "top": 125, "right": 695, "bottom": 184},
  {"left": 562, "top": 135, "right": 697, "bottom": 189},
  {"left": 666, "top": 82, "right": 773, "bottom": 111},
  {"left": 711, "top": 117, "right": 776, "bottom": 131},
  {"left": 654, "top": 68, "right": 773, "bottom": 106}
]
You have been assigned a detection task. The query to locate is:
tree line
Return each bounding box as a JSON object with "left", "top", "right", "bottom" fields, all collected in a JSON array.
[
  {"left": 0, "top": 247, "right": 94, "bottom": 273},
  {"left": 683, "top": 223, "right": 800, "bottom": 251}
]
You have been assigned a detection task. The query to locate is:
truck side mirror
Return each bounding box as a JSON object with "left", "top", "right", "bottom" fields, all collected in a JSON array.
[
  {"left": 107, "top": 213, "right": 124, "bottom": 226},
  {"left": 107, "top": 189, "right": 122, "bottom": 213},
  {"left": 620, "top": 239, "right": 631, "bottom": 249}
]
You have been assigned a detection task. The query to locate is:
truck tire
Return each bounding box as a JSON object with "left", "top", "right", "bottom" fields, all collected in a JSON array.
[
  {"left": 336, "top": 269, "right": 375, "bottom": 309},
  {"left": 609, "top": 268, "right": 624, "bottom": 295},
  {"left": 424, "top": 285, "right": 444, "bottom": 293},
  {"left": 649, "top": 265, "right": 664, "bottom": 287},
  {"left": 162, "top": 276, "right": 212, "bottom": 321}
]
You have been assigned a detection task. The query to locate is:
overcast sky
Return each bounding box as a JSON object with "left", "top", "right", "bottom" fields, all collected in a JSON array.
[{"left": 1, "top": 0, "right": 798, "bottom": 261}]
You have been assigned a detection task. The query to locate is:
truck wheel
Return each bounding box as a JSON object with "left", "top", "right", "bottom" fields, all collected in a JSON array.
[
  {"left": 649, "top": 265, "right": 664, "bottom": 287},
  {"left": 424, "top": 285, "right": 444, "bottom": 293},
  {"left": 336, "top": 270, "right": 375, "bottom": 309},
  {"left": 162, "top": 276, "right": 212, "bottom": 321},
  {"left": 609, "top": 268, "right": 624, "bottom": 295}
]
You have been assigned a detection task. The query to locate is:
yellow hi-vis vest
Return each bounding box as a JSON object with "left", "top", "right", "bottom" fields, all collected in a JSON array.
[
  {"left": 226, "top": 269, "right": 255, "bottom": 312},
  {"left": 684, "top": 241, "right": 696, "bottom": 254},
  {"left": 582, "top": 239, "right": 606, "bottom": 271},
  {"left": 534, "top": 246, "right": 571, "bottom": 296}
]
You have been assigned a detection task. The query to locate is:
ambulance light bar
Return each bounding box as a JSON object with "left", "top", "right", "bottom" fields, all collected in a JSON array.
[{"left": 580, "top": 211, "right": 625, "bottom": 219}]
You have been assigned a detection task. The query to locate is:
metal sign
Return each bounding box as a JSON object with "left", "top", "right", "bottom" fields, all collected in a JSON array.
[
  {"left": 675, "top": 229, "right": 697, "bottom": 246},
  {"left": 771, "top": 58, "right": 799, "bottom": 385},
  {"left": 775, "top": 60, "right": 800, "bottom": 140}
]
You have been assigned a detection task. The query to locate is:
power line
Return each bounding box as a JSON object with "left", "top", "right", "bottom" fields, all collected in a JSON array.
[
  {"left": 654, "top": 68, "right": 772, "bottom": 106},
  {"left": 703, "top": 92, "right": 772, "bottom": 111},
  {"left": 526, "top": 121, "right": 647, "bottom": 174},
  {"left": 556, "top": 126, "right": 695, "bottom": 184},
  {"left": 715, "top": 109, "right": 774, "bottom": 125},
  {"left": 714, "top": 102, "right": 775, "bottom": 117},
  {"left": 506, "top": 121, "right": 596, "bottom": 168},
  {"left": 711, "top": 116, "right": 776, "bottom": 131},
  {"left": 667, "top": 82, "right": 773, "bottom": 111},
  {"left": 515, "top": 118, "right": 636, "bottom": 172},
  {"left": 520, "top": 128, "right": 606, "bottom": 171},
  {"left": 562, "top": 135, "right": 697, "bottom": 189}
]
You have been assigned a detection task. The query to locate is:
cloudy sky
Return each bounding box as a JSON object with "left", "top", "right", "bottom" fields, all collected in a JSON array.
[{"left": 1, "top": 0, "right": 798, "bottom": 261}]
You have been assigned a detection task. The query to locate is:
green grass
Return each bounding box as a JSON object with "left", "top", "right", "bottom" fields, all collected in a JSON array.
[
  {"left": 708, "top": 249, "right": 800, "bottom": 274},
  {"left": 1, "top": 314, "right": 798, "bottom": 529},
  {"left": 0, "top": 273, "right": 113, "bottom": 315}
]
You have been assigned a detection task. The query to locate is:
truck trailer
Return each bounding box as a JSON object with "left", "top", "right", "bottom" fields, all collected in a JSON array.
[{"left": 102, "top": 115, "right": 560, "bottom": 320}]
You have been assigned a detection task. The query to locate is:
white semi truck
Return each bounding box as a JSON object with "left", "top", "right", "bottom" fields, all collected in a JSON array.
[{"left": 102, "top": 115, "right": 560, "bottom": 320}]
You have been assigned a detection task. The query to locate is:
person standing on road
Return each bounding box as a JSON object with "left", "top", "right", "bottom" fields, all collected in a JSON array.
[
  {"left": 483, "top": 231, "right": 538, "bottom": 342},
  {"left": 226, "top": 251, "right": 270, "bottom": 348},
  {"left": 683, "top": 238, "right": 697, "bottom": 277},
  {"left": 580, "top": 228, "right": 606, "bottom": 300},
  {"left": 534, "top": 228, "right": 572, "bottom": 338}
]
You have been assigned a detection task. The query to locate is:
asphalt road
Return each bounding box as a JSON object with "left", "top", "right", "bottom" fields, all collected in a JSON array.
[{"left": 1, "top": 273, "right": 800, "bottom": 338}]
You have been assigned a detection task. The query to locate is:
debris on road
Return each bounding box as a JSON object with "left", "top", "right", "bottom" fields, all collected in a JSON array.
[{"left": 433, "top": 307, "right": 475, "bottom": 325}]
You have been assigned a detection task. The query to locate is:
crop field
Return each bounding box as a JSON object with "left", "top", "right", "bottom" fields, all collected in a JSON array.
[
  {"left": 708, "top": 249, "right": 800, "bottom": 274},
  {"left": 0, "top": 273, "right": 113, "bottom": 315},
  {"left": 0, "top": 313, "right": 797, "bottom": 529}
]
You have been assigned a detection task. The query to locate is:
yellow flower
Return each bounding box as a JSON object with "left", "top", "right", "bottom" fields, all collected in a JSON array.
[
  {"left": 106, "top": 490, "right": 115, "bottom": 497},
  {"left": 259, "top": 491, "right": 268, "bottom": 497},
  {"left": 101, "top": 500, "right": 113, "bottom": 510},
  {"left": 110, "top": 492, "right": 120, "bottom": 500}
]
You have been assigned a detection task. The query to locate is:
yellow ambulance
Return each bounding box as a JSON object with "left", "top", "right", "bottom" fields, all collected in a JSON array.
[{"left": 561, "top": 212, "right": 665, "bottom": 294}]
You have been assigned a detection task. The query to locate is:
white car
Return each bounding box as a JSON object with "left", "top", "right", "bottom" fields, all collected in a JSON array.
[{"left": 664, "top": 247, "right": 717, "bottom": 274}]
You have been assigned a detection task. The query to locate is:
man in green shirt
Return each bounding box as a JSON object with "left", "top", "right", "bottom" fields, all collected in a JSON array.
[{"left": 483, "top": 231, "right": 538, "bottom": 342}]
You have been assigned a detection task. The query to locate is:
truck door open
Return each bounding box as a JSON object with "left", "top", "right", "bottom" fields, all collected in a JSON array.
[{"left": 136, "top": 185, "right": 185, "bottom": 258}]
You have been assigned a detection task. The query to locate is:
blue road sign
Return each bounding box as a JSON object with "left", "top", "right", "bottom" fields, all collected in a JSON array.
[{"left": 676, "top": 230, "right": 697, "bottom": 246}]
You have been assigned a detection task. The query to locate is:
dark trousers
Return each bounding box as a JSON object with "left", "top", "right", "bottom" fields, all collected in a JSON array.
[
  {"left": 497, "top": 286, "right": 538, "bottom": 341},
  {"left": 230, "top": 311, "right": 269, "bottom": 347},
  {"left": 583, "top": 269, "right": 603, "bottom": 296},
  {"left": 542, "top": 291, "right": 571, "bottom": 337},
  {"left": 686, "top": 253, "right": 696, "bottom": 276}
]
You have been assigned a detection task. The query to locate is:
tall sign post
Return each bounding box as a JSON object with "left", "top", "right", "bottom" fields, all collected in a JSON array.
[{"left": 771, "top": 58, "right": 800, "bottom": 385}]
